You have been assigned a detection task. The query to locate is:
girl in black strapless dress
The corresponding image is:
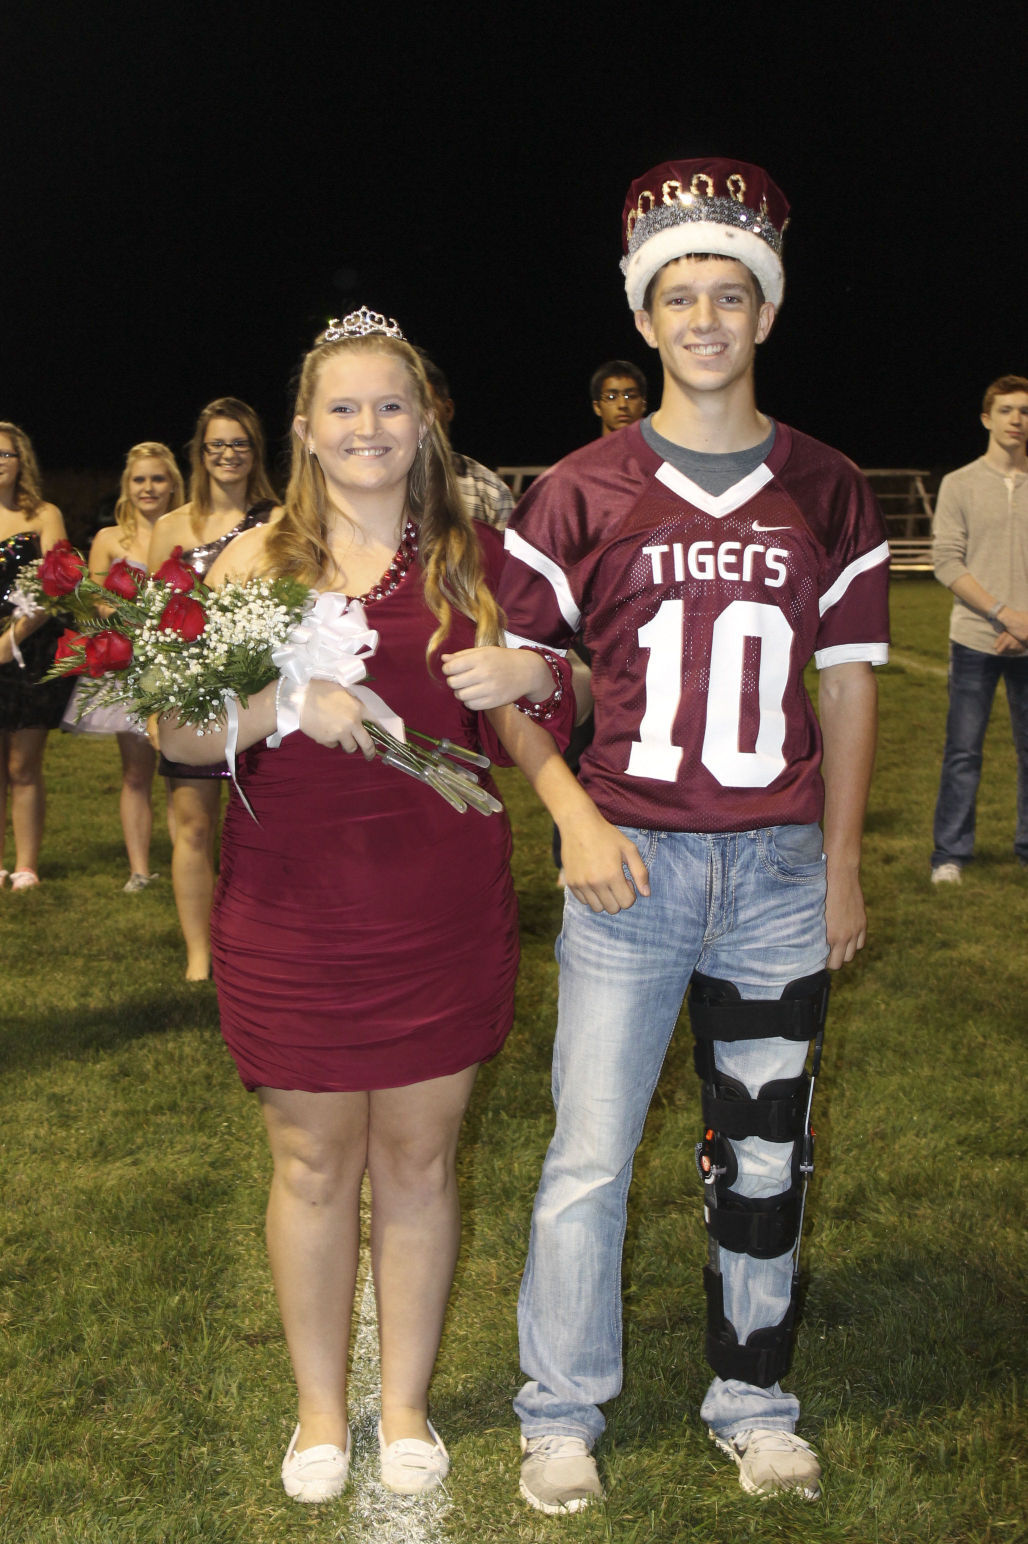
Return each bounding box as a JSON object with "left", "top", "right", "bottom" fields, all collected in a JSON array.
[{"left": 0, "top": 421, "right": 74, "bottom": 891}]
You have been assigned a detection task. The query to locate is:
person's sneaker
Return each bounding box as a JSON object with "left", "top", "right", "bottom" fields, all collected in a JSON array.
[
  {"left": 710, "top": 1427, "right": 822, "bottom": 1499},
  {"left": 519, "top": 1434, "right": 603, "bottom": 1514},
  {"left": 931, "top": 862, "right": 962, "bottom": 885},
  {"left": 123, "top": 872, "right": 159, "bottom": 893}
]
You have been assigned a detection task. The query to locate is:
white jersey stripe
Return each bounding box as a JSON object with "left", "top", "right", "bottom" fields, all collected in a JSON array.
[
  {"left": 655, "top": 460, "right": 774, "bottom": 517},
  {"left": 503, "top": 628, "right": 568, "bottom": 655},
  {"left": 504, "top": 527, "right": 582, "bottom": 631},
  {"left": 818, "top": 541, "right": 891, "bottom": 617},
  {"left": 815, "top": 641, "right": 890, "bottom": 669}
]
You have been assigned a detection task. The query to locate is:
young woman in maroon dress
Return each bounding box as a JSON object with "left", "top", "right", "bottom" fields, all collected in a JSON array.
[{"left": 159, "top": 314, "right": 563, "bottom": 1502}]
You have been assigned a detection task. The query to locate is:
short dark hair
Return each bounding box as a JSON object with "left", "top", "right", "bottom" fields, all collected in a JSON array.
[
  {"left": 982, "top": 374, "right": 1028, "bottom": 415},
  {"left": 417, "top": 353, "right": 451, "bottom": 403},
  {"left": 641, "top": 253, "right": 766, "bottom": 316},
  {"left": 590, "top": 359, "right": 647, "bottom": 402}
]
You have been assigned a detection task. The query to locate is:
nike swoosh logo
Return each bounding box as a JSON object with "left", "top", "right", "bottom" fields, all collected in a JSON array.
[{"left": 752, "top": 522, "right": 790, "bottom": 532}]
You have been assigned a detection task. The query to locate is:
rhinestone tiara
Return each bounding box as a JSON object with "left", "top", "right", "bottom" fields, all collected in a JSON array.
[{"left": 317, "top": 307, "right": 406, "bottom": 344}]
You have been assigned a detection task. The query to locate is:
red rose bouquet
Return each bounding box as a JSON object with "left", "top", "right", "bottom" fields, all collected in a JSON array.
[{"left": 9, "top": 543, "right": 500, "bottom": 816}]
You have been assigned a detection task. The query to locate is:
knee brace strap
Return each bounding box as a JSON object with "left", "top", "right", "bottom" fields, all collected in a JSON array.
[
  {"left": 705, "top": 1173, "right": 802, "bottom": 1257},
  {"left": 697, "top": 1131, "right": 802, "bottom": 1258},
  {"left": 700, "top": 1072, "right": 810, "bottom": 1144},
  {"left": 703, "top": 1265, "right": 796, "bottom": 1388},
  {"left": 689, "top": 970, "right": 830, "bottom": 1043}
]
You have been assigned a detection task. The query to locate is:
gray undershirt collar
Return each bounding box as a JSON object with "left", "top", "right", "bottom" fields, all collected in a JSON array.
[{"left": 641, "top": 416, "right": 776, "bottom": 497}]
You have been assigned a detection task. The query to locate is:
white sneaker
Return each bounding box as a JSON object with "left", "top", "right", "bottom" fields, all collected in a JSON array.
[
  {"left": 931, "top": 862, "right": 962, "bottom": 885},
  {"left": 519, "top": 1434, "right": 603, "bottom": 1513},
  {"left": 710, "top": 1426, "right": 822, "bottom": 1499},
  {"left": 123, "top": 871, "right": 159, "bottom": 893}
]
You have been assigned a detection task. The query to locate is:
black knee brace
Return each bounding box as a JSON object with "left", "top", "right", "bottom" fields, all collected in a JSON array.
[{"left": 688, "top": 970, "right": 829, "bottom": 1387}]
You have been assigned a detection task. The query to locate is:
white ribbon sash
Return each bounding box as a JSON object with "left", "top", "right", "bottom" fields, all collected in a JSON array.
[{"left": 226, "top": 594, "right": 406, "bottom": 820}]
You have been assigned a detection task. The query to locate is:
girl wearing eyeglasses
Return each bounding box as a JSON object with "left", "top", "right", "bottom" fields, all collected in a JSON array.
[
  {"left": 147, "top": 397, "right": 278, "bottom": 978},
  {"left": 0, "top": 421, "right": 73, "bottom": 890}
]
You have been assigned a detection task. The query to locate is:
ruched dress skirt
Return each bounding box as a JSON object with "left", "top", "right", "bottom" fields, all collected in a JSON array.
[{"left": 210, "top": 561, "right": 520, "bottom": 1092}]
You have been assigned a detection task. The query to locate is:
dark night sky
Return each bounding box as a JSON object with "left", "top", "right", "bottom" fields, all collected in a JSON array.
[{"left": 5, "top": 3, "right": 1026, "bottom": 489}]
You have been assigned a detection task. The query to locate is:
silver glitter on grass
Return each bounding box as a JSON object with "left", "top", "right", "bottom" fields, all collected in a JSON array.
[{"left": 340, "top": 1272, "right": 451, "bottom": 1542}]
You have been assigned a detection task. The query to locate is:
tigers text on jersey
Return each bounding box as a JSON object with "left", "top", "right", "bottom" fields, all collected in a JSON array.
[{"left": 500, "top": 420, "right": 890, "bottom": 833}]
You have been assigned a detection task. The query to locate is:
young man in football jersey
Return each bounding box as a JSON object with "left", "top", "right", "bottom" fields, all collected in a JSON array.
[{"left": 444, "top": 158, "right": 890, "bottom": 1511}]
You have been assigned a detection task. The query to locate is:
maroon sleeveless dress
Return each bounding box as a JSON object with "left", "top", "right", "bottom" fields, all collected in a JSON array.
[{"left": 210, "top": 531, "right": 522, "bottom": 1092}]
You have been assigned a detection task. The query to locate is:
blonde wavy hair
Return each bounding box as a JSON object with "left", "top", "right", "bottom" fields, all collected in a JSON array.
[
  {"left": 264, "top": 333, "right": 502, "bottom": 659},
  {"left": 0, "top": 421, "right": 45, "bottom": 516},
  {"left": 113, "top": 442, "right": 185, "bottom": 542},
  {"left": 186, "top": 397, "right": 276, "bottom": 535}
]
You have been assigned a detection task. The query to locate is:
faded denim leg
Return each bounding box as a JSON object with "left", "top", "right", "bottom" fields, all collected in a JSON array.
[
  {"left": 515, "top": 828, "right": 706, "bottom": 1445},
  {"left": 697, "top": 825, "right": 829, "bottom": 1438}
]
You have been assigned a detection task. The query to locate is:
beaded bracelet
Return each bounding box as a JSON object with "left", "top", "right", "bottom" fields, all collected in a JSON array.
[
  {"left": 268, "top": 675, "right": 307, "bottom": 748},
  {"left": 515, "top": 647, "right": 566, "bottom": 724}
]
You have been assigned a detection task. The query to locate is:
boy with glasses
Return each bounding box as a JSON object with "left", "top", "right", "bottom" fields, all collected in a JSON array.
[{"left": 590, "top": 359, "right": 648, "bottom": 436}]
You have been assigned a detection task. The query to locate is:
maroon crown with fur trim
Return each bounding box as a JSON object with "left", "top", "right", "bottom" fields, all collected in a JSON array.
[{"left": 620, "top": 158, "right": 790, "bottom": 311}]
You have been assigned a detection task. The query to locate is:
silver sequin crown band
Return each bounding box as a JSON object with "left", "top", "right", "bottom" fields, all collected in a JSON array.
[
  {"left": 317, "top": 307, "right": 406, "bottom": 344},
  {"left": 620, "top": 195, "right": 784, "bottom": 276}
]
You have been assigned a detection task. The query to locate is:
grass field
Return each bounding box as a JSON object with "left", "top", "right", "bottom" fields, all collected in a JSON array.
[{"left": 1, "top": 577, "right": 1025, "bottom": 1543}]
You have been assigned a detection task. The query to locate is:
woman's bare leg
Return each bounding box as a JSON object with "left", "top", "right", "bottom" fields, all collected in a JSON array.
[
  {"left": 168, "top": 777, "right": 222, "bottom": 978},
  {"left": 7, "top": 726, "right": 48, "bottom": 874},
  {"left": 0, "top": 731, "right": 9, "bottom": 869},
  {"left": 259, "top": 1086, "right": 370, "bottom": 1452},
  {"left": 368, "top": 1064, "right": 479, "bottom": 1445},
  {"left": 117, "top": 732, "right": 156, "bottom": 878}
]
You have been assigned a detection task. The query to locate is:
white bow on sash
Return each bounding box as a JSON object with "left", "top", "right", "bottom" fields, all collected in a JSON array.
[
  {"left": 267, "top": 593, "right": 404, "bottom": 744},
  {"left": 225, "top": 594, "right": 405, "bottom": 819}
]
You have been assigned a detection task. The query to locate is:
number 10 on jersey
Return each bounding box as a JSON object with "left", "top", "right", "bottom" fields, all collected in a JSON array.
[{"left": 626, "top": 598, "right": 791, "bottom": 788}]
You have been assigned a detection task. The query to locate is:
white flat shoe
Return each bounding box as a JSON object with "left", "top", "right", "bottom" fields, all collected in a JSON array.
[
  {"left": 281, "top": 1422, "right": 350, "bottom": 1503},
  {"left": 378, "top": 1418, "right": 450, "bottom": 1494}
]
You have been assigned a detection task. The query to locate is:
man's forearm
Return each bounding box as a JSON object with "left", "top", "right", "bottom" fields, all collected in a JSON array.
[{"left": 819, "top": 663, "right": 877, "bottom": 870}]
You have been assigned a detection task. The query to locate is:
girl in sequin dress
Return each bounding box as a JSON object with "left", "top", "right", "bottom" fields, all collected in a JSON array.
[
  {"left": 0, "top": 422, "right": 73, "bottom": 891},
  {"left": 146, "top": 398, "right": 277, "bottom": 978}
]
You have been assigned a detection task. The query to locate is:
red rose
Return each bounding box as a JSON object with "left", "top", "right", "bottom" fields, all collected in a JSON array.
[
  {"left": 53, "top": 629, "right": 89, "bottom": 674},
  {"left": 158, "top": 593, "right": 207, "bottom": 640},
  {"left": 83, "top": 630, "right": 134, "bottom": 677},
  {"left": 154, "top": 546, "right": 197, "bottom": 593},
  {"left": 103, "top": 559, "right": 144, "bottom": 599},
  {"left": 39, "top": 540, "right": 87, "bottom": 597}
]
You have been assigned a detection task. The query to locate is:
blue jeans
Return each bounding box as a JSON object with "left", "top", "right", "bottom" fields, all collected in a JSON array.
[
  {"left": 932, "top": 641, "right": 1028, "bottom": 867},
  {"left": 515, "top": 824, "right": 829, "bottom": 1445}
]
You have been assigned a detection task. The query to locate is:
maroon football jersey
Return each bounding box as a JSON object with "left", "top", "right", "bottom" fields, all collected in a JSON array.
[{"left": 500, "top": 421, "right": 890, "bottom": 833}]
